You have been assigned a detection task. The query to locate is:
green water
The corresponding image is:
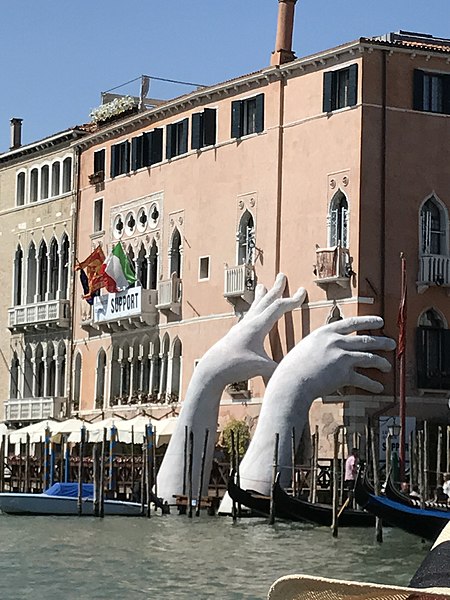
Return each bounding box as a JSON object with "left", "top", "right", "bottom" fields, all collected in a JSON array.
[{"left": 0, "top": 514, "right": 430, "bottom": 600}]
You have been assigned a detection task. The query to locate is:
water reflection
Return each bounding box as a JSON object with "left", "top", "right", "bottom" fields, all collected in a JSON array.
[{"left": 0, "top": 514, "right": 430, "bottom": 600}]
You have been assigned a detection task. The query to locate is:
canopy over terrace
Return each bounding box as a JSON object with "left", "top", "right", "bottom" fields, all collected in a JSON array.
[{"left": 8, "top": 420, "right": 58, "bottom": 445}]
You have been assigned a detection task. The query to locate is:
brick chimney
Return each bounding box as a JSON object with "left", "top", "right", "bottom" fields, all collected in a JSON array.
[
  {"left": 271, "top": 0, "right": 297, "bottom": 66},
  {"left": 10, "top": 118, "right": 23, "bottom": 150}
]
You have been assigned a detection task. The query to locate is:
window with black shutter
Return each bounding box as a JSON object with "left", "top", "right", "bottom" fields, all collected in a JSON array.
[
  {"left": 166, "top": 119, "right": 189, "bottom": 159},
  {"left": 323, "top": 64, "right": 358, "bottom": 113},
  {"left": 191, "top": 108, "right": 217, "bottom": 150},
  {"left": 231, "top": 94, "right": 265, "bottom": 139},
  {"left": 110, "top": 141, "right": 130, "bottom": 177},
  {"left": 416, "top": 310, "right": 450, "bottom": 390},
  {"left": 413, "top": 69, "right": 450, "bottom": 114},
  {"left": 93, "top": 149, "right": 105, "bottom": 177}
]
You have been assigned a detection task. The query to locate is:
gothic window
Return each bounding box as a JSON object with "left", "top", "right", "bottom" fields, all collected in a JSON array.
[
  {"left": 13, "top": 245, "right": 23, "bottom": 306},
  {"left": 48, "top": 238, "right": 59, "bottom": 300},
  {"left": 110, "top": 345, "right": 120, "bottom": 403},
  {"left": 51, "top": 162, "right": 60, "bottom": 196},
  {"left": 10, "top": 353, "right": 19, "bottom": 399},
  {"left": 170, "top": 228, "right": 182, "bottom": 277},
  {"left": 24, "top": 345, "right": 33, "bottom": 398},
  {"left": 327, "top": 306, "right": 343, "bottom": 324},
  {"left": 35, "top": 344, "right": 44, "bottom": 397},
  {"left": 237, "top": 210, "right": 255, "bottom": 265},
  {"left": 16, "top": 172, "right": 26, "bottom": 206},
  {"left": 121, "top": 343, "right": 131, "bottom": 397},
  {"left": 151, "top": 336, "right": 161, "bottom": 395},
  {"left": 137, "top": 243, "right": 148, "bottom": 289},
  {"left": 30, "top": 168, "right": 38, "bottom": 202},
  {"left": 46, "top": 344, "right": 56, "bottom": 397},
  {"left": 329, "top": 191, "right": 349, "bottom": 248},
  {"left": 73, "top": 353, "right": 82, "bottom": 410},
  {"left": 57, "top": 342, "right": 66, "bottom": 397},
  {"left": 60, "top": 234, "right": 70, "bottom": 299},
  {"left": 96, "top": 349, "right": 106, "bottom": 409},
  {"left": 41, "top": 165, "right": 49, "bottom": 200},
  {"left": 62, "top": 157, "right": 72, "bottom": 193},
  {"left": 149, "top": 240, "right": 158, "bottom": 290},
  {"left": 160, "top": 334, "right": 170, "bottom": 397},
  {"left": 170, "top": 337, "right": 182, "bottom": 399},
  {"left": 37, "top": 241, "right": 48, "bottom": 302},
  {"left": 420, "top": 196, "right": 447, "bottom": 255},
  {"left": 416, "top": 309, "right": 450, "bottom": 390},
  {"left": 26, "top": 242, "right": 37, "bottom": 304}
]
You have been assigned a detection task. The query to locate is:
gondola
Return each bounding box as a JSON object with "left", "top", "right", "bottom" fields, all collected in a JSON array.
[
  {"left": 384, "top": 471, "right": 449, "bottom": 512},
  {"left": 227, "top": 471, "right": 375, "bottom": 526},
  {"left": 355, "top": 469, "right": 449, "bottom": 541}
]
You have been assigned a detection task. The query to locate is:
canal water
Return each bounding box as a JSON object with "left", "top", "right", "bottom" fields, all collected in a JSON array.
[{"left": 0, "top": 513, "right": 430, "bottom": 600}]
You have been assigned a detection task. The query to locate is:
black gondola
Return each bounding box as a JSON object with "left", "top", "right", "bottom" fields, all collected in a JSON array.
[
  {"left": 384, "top": 471, "right": 449, "bottom": 512},
  {"left": 227, "top": 471, "right": 374, "bottom": 526},
  {"left": 355, "top": 469, "right": 449, "bottom": 541}
]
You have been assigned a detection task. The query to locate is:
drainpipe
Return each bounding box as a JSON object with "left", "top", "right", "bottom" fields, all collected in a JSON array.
[
  {"left": 274, "top": 74, "right": 285, "bottom": 275},
  {"left": 380, "top": 51, "right": 387, "bottom": 320}
]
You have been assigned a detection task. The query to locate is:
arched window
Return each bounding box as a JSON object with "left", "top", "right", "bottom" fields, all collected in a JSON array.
[
  {"left": 24, "top": 345, "right": 33, "bottom": 398},
  {"left": 35, "top": 344, "right": 44, "bottom": 397},
  {"left": 30, "top": 168, "right": 38, "bottom": 202},
  {"left": 137, "top": 243, "right": 148, "bottom": 289},
  {"left": 170, "top": 337, "right": 182, "bottom": 399},
  {"left": 48, "top": 238, "right": 59, "bottom": 300},
  {"left": 127, "top": 246, "right": 136, "bottom": 286},
  {"left": 41, "top": 165, "right": 49, "bottom": 200},
  {"left": 421, "top": 196, "right": 447, "bottom": 255},
  {"left": 151, "top": 336, "right": 161, "bottom": 396},
  {"left": 51, "top": 162, "right": 60, "bottom": 196},
  {"left": 57, "top": 342, "right": 66, "bottom": 397},
  {"left": 140, "top": 338, "right": 151, "bottom": 395},
  {"left": 329, "top": 190, "right": 349, "bottom": 248},
  {"left": 16, "top": 172, "right": 26, "bottom": 206},
  {"left": 60, "top": 234, "right": 70, "bottom": 299},
  {"left": 46, "top": 344, "right": 56, "bottom": 397},
  {"left": 37, "top": 241, "right": 48, "bottom": 301},
  {"left": 237, "top": 210, "right": 255, "bottom": 265},
  {"left": 169, "top": 228, "right": 182, "bottom": 277},
  {"left": 10, "top": 353, "right": 19, "bottom": 399},
  {"left": 62, "top": 157, "right": 72, "bottom": 193},
  {"left": 73, "top": 353, "right": 82, "bottom": 410},
  {"left": 96, "top": 349, "right": 106, "bottom": 409},
  {"left": 327, "top": 305, "right": 343, "bottom": 324},
  {"left": 13, "top": 245, "right": 23, "bottom": 306},
  {"left": 26, "top": 242, "right": 37, "bottom": 304},
  {"left": 149, "top": 240, "right": 158, "bottom": 290},
  {"left": 159, "top": 334, "right": 170, "bottom": 398},
  {"left": 417, "top": 309, "right": 450, "bottom": 389},
  {"left": 110, "top": 345, "right": 120, "bottom": 403},
  {"left": 120, "top": 343, "right": 131, "bottom": 398}
]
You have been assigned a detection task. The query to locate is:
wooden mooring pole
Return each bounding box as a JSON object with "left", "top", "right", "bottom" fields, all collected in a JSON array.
[
  {"left": 230, "top": 430, "right": 237, "bottom": 522},
  {"left": 269, "top": 433, "right": 280, "bottom": 526},
  {"left": 196, "top": 429, "right": 209, "bottom": 517},
  {"left": 331, "top": 429, "right": 340, "bottom": 538},
  {"left": 93, "top": 443, "right": 99, "bottom": 517},
  {"left": 291, "top": 427, "right": 296, "bottom": 497},
  {"left": 77, "top": 426, "right": 86, "bottom": 517},
  {"left": 187, "top": 430, "right": 194, "bottom": 519},
  {"left": 370, "top": 425, "right": 383, "bottom": 543}
]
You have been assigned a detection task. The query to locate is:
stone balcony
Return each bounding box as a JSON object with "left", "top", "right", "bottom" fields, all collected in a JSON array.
[
  {"left": 8, "top": 299, "right": 70, "bottom": 331},
  {"left": 5, "top": 396, "right": 68, "bottom": 423},
  {"left": 156, "top": 274, "right": 182, "bottom": 314},
  {"left": 313, "top": 246, "right": 352, "bottom": 289},
  {"left": 418, "top": 255, "right": 450, "bottom": 293},
  {"left": 224, "top": 264, "right": 255, "bottom": 313}
]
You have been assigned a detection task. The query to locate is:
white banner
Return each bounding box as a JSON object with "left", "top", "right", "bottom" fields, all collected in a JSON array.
[{"left": 93, "top": 287, "right": 142, "bottom": 323}]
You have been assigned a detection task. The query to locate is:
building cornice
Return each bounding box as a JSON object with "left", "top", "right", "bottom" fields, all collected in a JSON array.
[{"left": 0, "top": 129, "right": 86, "bottom": 165}]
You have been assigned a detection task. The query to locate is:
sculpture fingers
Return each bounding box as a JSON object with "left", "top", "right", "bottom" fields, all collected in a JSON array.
[
  {"left": 245, "top": 283, "right": 268, "bottom": 316},
  {"left": 350, "top": 372, "right": 385, "bottom": 394},
  {"left": 339, "top": 334, "right": 396, "bottom": 352},
  {"left": 256, "top": 287, "right": 306, "bottom": 333},
  {"left": 347, "top": 351, "right": 392, "bottom": 372},
  {"left": 248, "top": 273, "right": 287, "bottom": 316},
  {"left": 329, "top": 315, "right": 385, "bottom": 335}
]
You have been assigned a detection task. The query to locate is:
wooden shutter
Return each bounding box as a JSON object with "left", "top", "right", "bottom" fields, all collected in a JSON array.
[
  {"left": 203, "top": 108, "right": 216, "bottom": 146},
  {"left": 191, "top": 112, "right": 203, "bottom": 150},
  {"left": 347, "top": 64, "right": 358, "bottom": 107},
  {"left": 179, "top": 118, "right": 189, "bottom": 155},
  {"left": 443, "top": 74, "right": 450, "bottom": 115},
  {"left": 255, "top": 94, "right": 265, "bottom": 133},
  {"left": 131, "top": 136, "right": 140, "bottom": 171},
  {"left": 231, "top": 100, "right": 242, "bottom": 138},
  {"left": 413, "top": 70, "right": 424, "bottom": 111},
  {"left": 166, "top": 124, "right": 173, "bottom": 159},
  {"left": 323, "top": 72, "right": 333, "bottom": 113},
  {"left": 94, "top": 149, "right": 105, "bottom": 174},
  {"left": 123, "top": 141, "right": 130, "bottom": 173},
  {"left": 441, "top": 330, "right": 450, "bottom": 387},
  {"left": 142, "top": 133, "right": 151, "bottom": 167},
  {"left": 110, "top": 145, "right": 118, "bottom": 178},
  {"left": 150, "top": 129, "right": 163, "bottom": 164}
]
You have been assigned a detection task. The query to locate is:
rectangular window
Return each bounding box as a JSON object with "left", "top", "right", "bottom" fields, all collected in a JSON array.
[
  {"left": 166, "top": 119, "right": 189, "bottom": 159},
  {"left": 131, "top": 129, "right": 163, "bottom": 170},
  {"left": 323, "top": 64, "right": 358, "bottom": 113},
  {"left": 93, "top": 149, "right": 105, "bottom": 176},
  {"left": 191, "top": 109, "right": 217, "bottom": 150},
  {"left": 94, "top": 198, "right": 103, "bottom": 232},
  {"left": 414, "top": 70, "right": 450, "bottom": 114},
  {"left": 231, "top": 94, "right": 264, "bottom": 138},
  {"left": 199, "top": 256, "right": 210, "bottom": 280},
  {"left": 110, "top": 141, "right": 130, "bottom": 177}
]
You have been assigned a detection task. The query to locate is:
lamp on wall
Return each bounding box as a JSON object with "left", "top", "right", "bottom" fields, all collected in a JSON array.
[{"left": 388, "top": 421, "right": 401, "bottom": 437}]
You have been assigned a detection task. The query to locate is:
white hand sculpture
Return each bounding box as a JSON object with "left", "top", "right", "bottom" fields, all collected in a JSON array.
[
  {"left": 234, "top": 316, "right": 396, "bottom": 497},
  {"left": 156, "top": 273, "right": 306, "bottom": 503}
]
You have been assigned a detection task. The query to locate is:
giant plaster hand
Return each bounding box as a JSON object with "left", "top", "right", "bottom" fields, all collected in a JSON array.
[
  {"left": 235, "top": 316, "right": 396, "bottom": 497},
  {"left": 156, "top": 274, "right": 306, "bottom": 503}
]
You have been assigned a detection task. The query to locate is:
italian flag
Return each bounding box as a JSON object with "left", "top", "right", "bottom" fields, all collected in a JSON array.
[{"left": 102, "top": 243, "right": 136, "bottom": 292}]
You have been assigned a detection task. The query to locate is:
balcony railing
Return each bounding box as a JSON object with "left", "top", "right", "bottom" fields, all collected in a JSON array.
[
  {"left": 8, "top": 299, "right": 70, "bottom": 331},
  {"left": 418, "top": 255, "right": 450, "bottom": 289},
  {"left": 5, "top": 397, "right": 68, "bottom": 422},
  {"left": 156, "top": 274, "right": 182, "bottom": 312},
  {"left": 92, "top": 286, "right": 158, "bottom": 329},
  {"left": 314, "top": 246, "right": 351, "bottom": 288},
  {"left": 224, "top": 264, "right": 255, "bottom": 298}
]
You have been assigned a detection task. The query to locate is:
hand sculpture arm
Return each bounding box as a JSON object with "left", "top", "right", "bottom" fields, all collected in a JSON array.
[
  {"left": 237, "top": 316, "right": 396, "bottom": 495},
  {"left": 156, "top": 274, "right": 306, "bottom": 503}
]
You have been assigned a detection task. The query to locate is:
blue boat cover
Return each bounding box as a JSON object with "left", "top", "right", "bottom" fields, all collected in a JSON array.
[{"left": 43, "top": 483, "right": 94, "bottom": 498}]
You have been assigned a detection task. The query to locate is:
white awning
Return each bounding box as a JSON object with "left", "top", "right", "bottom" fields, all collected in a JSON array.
[{"left": 8, "top": 420, "right": 58, "bottom": 445}]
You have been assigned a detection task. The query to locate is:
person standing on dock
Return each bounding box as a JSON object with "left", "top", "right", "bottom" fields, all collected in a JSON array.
[{"left": 344, "top": 448, "right": 359, "bottom": 492}]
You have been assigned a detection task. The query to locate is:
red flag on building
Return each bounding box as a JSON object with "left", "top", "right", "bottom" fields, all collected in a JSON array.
[
  {"left": 76, "top": 246, "right": 106, "bottom": 299},
  {"left": 397, "top": 254, "right": 407, "bottom": 359}
]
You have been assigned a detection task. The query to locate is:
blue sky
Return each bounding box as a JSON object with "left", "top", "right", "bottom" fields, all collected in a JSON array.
[{"left": 1, "top": 0, "right": 449, "bottom": 150}]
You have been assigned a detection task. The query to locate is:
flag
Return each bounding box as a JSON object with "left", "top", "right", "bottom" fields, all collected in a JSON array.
[
  {"left": 397, "top": 254, "right": 407, "bottom": 359},
  {"left": 78, "top": 269, "right": 100, "bottom": 305},
  {"left": 101, "top": 243, "right": 136, "bottom": 293},
  {"left": 76, "top": 246, "right": 106, "bottom": 299}
]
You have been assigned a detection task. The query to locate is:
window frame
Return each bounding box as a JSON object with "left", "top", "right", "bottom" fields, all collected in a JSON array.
[
  {"left": 231, "top": 94, "right": 264, "bottom": 139},
  {"left": 414, "top": 69, "right": 450, "bottom": 115},
  {"left": 198, "top": 256, "right": 211, "bottom": 281},
  {"left": 93, "top": 198, "right": 104, "bottom": 233},
  {"left": 323, "top": 64, "right": 358, "bottom": 113}
]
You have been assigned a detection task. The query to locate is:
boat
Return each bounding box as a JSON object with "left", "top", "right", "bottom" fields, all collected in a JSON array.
[
  {"left": 384, "top": 471, "right": 449, "bottom": 512},
  {"left": 272, "top": 476, "right": 375, "bottom": 527},
  {"left": 0, "top": 483, "right": 143, "bottom": 516},
  {"left": 354, "top": 470, "right": 449, "bottom": 541},
  {"left": 228, "top": 471, "right": 375, "bottom": 526}
]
